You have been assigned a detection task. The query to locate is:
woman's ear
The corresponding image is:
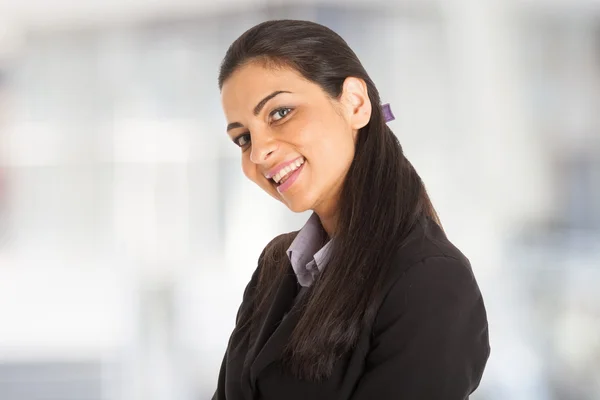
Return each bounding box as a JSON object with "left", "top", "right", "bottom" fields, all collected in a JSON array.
[{"left": 341, "top": 77, "right": 372, "bottom": 131}]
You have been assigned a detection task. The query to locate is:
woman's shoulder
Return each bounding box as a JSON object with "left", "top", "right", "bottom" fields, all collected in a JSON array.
[
  {"left": 369, "top": 218, "right": 488, "bottom": 344},
  {"left": 381, "top": 217, "right": 481, "bottom": 310},
  {"left": 235, "top": 231, "right": 300, "bottom": 312},
  {"left": 367, "top": 219, "right": 490, "bottom": 394},
  {"left": 242, "top": 230, "right": 299, "bottom": 289},
  {"left": 259, "top": 230, "right": 299, "bottom": 264},
  {"left": 390, "top": 217, "right": 472, "bottom": 274}
]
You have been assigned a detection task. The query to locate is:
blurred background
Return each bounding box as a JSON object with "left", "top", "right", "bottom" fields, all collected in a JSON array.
[{"left": 0, "top": 0, "right": 599, "bottom": 399}]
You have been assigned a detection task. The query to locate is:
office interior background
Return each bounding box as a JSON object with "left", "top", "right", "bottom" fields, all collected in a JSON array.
[{"left": 0, "top": 0, "right": 599, "bottom": 399}]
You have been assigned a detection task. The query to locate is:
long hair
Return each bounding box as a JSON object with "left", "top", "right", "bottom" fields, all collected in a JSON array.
[{"left": 218, "top": 19, "right": 441, "bottom": 381}]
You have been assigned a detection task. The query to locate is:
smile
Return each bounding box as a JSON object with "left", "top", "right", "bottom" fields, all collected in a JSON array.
[
  {"left": 272, "top": 157, "right": 305, "bottom": 185},
  {"left": 272, "top": 158, "right": 305, "bottom": 194}
]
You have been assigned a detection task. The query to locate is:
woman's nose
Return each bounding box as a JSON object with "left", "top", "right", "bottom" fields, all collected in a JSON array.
[{"left": 250, "top": 133, "right": 278, "bottom": 164}]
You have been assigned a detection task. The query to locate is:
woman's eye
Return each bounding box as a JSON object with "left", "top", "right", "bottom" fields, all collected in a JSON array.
[
  {"left": 271, "top": 107, "right": 292, "bottom": 122},
  {"left": 234, "top": 133, "right": 251, "bottom": 148}
]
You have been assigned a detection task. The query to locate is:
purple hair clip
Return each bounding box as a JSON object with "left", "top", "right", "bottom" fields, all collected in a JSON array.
[{"left": 382, "top": 103, "right": 395, "bottom": 123}]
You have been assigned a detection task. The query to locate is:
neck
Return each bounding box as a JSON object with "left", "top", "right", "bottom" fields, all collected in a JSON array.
[
  {"left": 314, "top": 190, "right": 344, "bottom": 238},
  {"left": 315, "top": 209, "right": 337, "bottom": 239}
]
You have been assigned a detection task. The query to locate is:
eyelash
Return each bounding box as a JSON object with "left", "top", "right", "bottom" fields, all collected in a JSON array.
[
  {"left": 270, "top": 107, "right": 293, "bottom": 122},
  {"left": 232, "top": 107, "right": 294, "bottom": 149},
  {"left": 233, "top": 133, "right": 251, "bottom": 148}
]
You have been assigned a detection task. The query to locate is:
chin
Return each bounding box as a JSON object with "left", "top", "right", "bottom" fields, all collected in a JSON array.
[{"left": 282, "top": 197, "right": 313, "bottom": 213}]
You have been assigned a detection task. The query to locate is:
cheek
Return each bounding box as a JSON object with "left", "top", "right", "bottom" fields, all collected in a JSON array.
[
  {"left": 313, "top": 138, "right": 355, "bottom": 189},
  {"left": 310, "top": 127, "right": 355, "bottom": 167}
]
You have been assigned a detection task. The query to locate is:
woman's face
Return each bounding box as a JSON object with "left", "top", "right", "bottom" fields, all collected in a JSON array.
[{"left": 221, "top": 62, "right": 371, "bottom": 223}]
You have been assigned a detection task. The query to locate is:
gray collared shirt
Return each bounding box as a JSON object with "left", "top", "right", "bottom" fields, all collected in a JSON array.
[{"left": 286, "top": 212, "right": 333, "bottom": 288}]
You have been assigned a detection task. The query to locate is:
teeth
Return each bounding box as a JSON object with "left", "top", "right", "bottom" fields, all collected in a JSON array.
[{"left": 273, "top": 158, "right": 304, "bottom": 184}]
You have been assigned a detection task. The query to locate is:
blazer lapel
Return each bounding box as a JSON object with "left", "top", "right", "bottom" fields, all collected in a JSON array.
[{"left": 248, "top": 266, "right": 302, "bottom": 392}]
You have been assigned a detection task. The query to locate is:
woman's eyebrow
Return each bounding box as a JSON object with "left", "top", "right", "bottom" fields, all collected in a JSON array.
[
  {"left": 226, "top": 122, "right": 244, "bottom": 132},
  {"left": 253, "top": 90, "right": 291, "bottom": 115},
  {"left": 226, "top": 90, "right": 292, "bottom": 132}
]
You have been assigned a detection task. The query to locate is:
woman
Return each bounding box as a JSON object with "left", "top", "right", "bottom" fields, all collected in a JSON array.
[{"left": 213, "top": 19, "right": 490, "bottom": 400}]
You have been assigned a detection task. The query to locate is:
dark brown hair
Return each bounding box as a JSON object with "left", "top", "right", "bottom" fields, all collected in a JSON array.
[{"left": 219, "top": 19, "right": 441, "bottom": 381}]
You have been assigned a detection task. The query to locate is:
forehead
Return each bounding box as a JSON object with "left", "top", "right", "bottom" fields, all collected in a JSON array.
[{"left": 221, "top": 63, "right": 314, "bottom": 112}]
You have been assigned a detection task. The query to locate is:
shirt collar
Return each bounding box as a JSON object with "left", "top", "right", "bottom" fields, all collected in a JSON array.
[{"left": 286, "top": 212, "right": 333, "bottom": 286}]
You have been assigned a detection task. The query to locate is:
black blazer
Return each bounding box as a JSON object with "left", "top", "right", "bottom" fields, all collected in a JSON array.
[{"left": 212, "top": 218, "right": 490, "bottom": 399}]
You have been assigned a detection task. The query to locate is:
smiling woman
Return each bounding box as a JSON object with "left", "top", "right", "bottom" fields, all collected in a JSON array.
[
  {"left": 213, "top": 19, "right": 490, "bottom": 400},
  {"left": 221, "top": 64, "right": 364, "bottom": 228}
]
